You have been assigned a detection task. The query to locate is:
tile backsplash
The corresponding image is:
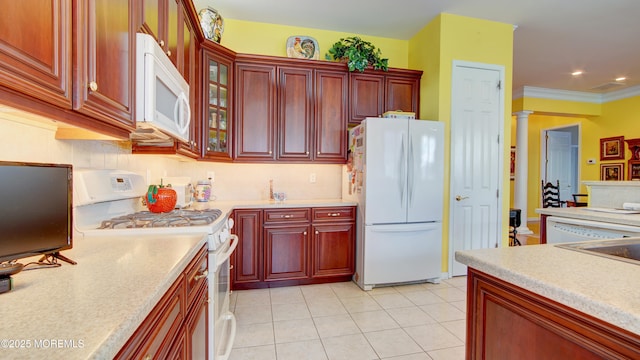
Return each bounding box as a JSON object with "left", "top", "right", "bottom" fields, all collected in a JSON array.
[{"left": 0, "top": 117, "right": 343, "bottom": 201}]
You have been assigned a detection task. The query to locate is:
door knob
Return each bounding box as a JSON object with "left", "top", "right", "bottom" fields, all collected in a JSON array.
[{"left": 455, "top": 195, "right": 469, "bottom": 201}]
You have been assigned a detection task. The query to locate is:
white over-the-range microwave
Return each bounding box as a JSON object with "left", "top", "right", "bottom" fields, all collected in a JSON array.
[{"left": 132, "top": 32, "right": 191, "bottom": 143}]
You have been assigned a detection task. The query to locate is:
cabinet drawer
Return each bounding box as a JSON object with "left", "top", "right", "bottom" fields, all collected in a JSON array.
[
  {"left": 264, "top": 208, "right": 310, "bottom": 223},
  {"left": 116, "top": 277, "right": 185, "bottom": 360},
  {"left": 184, "top": 245, "right": 208, "bottom": 308},
  {"left": 312, "top": 207, "right": 355, "bottom": 222}
]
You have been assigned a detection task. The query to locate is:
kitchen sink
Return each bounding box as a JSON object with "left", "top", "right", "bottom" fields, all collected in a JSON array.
[{"left": 556, "top": 238, "right": 640, "bottom": 265}]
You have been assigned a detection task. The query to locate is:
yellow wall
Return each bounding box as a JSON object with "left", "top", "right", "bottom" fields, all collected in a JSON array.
[
  {"left": 512, "top": 94, "right": 640, "bottom": 218},
  {"left": 220, "top": 19, "right": 409, "bottom": 68},
  {"left": 409, "top": 13, "right": 514, "bottom": 270}
]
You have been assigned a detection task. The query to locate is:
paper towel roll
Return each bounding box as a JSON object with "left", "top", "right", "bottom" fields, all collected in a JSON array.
[{"left": 622, "top": 202, "right": 640, "bottom": 210}]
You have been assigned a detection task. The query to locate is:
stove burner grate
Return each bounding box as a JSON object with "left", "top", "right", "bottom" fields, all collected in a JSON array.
[{"left": 98, "top": 209, "right": 223, "bottom": 229}]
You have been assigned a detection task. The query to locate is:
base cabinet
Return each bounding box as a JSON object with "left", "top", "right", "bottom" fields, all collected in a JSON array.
[
  {"left": 467, "top": 268, "right": 640, "bottom": 360},
  {"left": 116, "top": 245, "right": 209, "bottom": 360},
  {"left": 231, "top": 206, "right": 355, "bottom": 289},
  {"left": 312, "top": 223, "right": 355, "bottom": 278}
]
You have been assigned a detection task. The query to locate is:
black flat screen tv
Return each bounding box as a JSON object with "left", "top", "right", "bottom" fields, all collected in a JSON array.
[{"left": 0, "top": 161, "right": 73, "bottom": 263}]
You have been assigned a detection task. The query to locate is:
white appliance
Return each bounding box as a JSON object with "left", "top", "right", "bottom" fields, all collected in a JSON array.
[
  {"left": 73, "top": 169, "right": 236, "bottom": 360},
  {"left": 133, "top": 33, "right": 191, "bottom": 143},
  {"left": 546, "top": 216, "right": 640, "bottom": 244},
  {"left": 162, "top": 176, "right": 194, "bottom": 208},
  {"left": 351, "top": 117, "right": 444, "bottom": 290}
]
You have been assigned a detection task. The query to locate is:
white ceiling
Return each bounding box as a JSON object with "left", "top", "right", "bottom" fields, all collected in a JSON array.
[{"left": 191, "top": 0, "right": 640, "bottom": 94}]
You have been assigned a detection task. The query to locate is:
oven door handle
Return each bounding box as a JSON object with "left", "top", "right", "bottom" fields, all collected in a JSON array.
[{"left": 217, "top": 234, "right": 238, "bottom": 266}]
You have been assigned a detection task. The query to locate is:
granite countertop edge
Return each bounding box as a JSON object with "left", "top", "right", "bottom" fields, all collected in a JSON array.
[{"left": 455, "top": 245, "right": 640, "bottom": 335}]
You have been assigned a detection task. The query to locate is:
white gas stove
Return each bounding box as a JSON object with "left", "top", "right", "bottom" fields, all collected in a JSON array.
[{"left": 73, "top": 169, "right": 237, "bottom": 360}]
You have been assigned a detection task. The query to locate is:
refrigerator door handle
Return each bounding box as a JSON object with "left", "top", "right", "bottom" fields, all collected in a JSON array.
[
  {"left": 399, "top": 135, "right": 406, "bottom": 207},
  {"left": 408, "top": 136, "right": 414, "bottom": 207}
]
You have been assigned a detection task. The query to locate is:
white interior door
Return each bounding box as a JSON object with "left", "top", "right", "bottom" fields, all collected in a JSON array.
[
  {"left": 545, "top": 130, "right": 574, "bottom": 203},
  {"left": 449, "top": 62, "right": 503, "bottom": 277}
]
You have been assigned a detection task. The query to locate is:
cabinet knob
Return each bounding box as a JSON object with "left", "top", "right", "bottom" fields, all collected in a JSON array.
[
  {"left": 88, "top": 81, "right": 98, "bottom": 92},
  {"left": 282, "top": 214, "right": 292, "bottom": 219},
  {"left": 269, "top": 150, "right": 272, "bottom": 154},
  {"left": 159, "top": 39, "right": 165, "bottom": 46},
  {"left": 207, "top": 147, "right": 211, "bottom": 151},
  {"left": 166, "top": 50, "right": 172, "bottom": 57},
  {"left": 194, "top": 269, "right": 208, "bottom": 281},
  {"left": 317, "top": 151, "right": 320, "bottom": 155},
  {"left": 303, "top": 231, "right": 307, "bottom": 236},
  {"left": 315, "top": 230, "right": 319, "bottom": 235},
  {"left": 306, "top": 151, "right": 309, "bottom": 155},
  {"left": 329, "top": 213, "right": 341, "bottom": 217},
  {"left": 143, "top": 355, "right": 152, "bottom": 360}
]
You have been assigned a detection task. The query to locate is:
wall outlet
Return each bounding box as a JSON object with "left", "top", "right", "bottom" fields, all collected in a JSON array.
[
  {"left": 207, "top": 171, "right": 215, "bottom": 182},
  {"left": 310, "top": 173, "right": 317, "bottom": 183}
]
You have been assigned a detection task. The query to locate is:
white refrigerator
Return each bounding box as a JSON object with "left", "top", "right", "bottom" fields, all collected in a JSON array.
[{"left": 351, "top": 117, "right": 444, "bottom": 290}]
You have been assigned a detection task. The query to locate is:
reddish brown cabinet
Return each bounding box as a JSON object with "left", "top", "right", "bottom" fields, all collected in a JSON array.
[
  {"left": 0, "top": 0, "right": 72, "bottom": 109},
  {"left": 315, "top": 70, "right": 349, "bottom": 162},
  {"left": 350, "top": 73, "right": 384, "bottom": 124},
  {"left": 466, "top": 268, "right": 640, "bottom": 360},
  {"left": 349, "top": 68, "right": 422, "bottom": 124},
  {"left": 116, "top": 245, "right": 209, "bottom": 360},
  {"left": 386, "top": 75, "right": 420, "bottom": 117},
  {"left": 73, "top": 0, "right": 136, "bottom": 130},
  {"left": 234, "top": 56, "right": 349, "bottom": 164},
  {"left": 234, "top": 61, "right": 277, "bottom": 161},
  {"left": 278, "top": 66, "right": 314, "bottom": 161},
  {"left": 311, "top": 207, "right": 355, "bottom": 278},
  {"left": 231, "top": 209, "right": 263, "bottom": 286},
  {"left": 263, "top": 208, "right": 311, "bottom": 281},
  {"left": 201, "top": 42, "right": 235, "bottom": 161},
  {"left": 137, "top": 0, "right": 184, "bottom": 73},
  {"left": 232, "top": 206, "right": 355, "bottom": 290}
]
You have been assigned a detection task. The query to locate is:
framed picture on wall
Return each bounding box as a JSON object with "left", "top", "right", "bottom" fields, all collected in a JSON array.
[
  {"left": 510, "top": 147, "right": 516, "bottom": 180},
  {"left": 628, "top": 160, "right": 640, "bottom": 180},
  {"left": 600, "top": 136, "right": 625, "bottom": 161},
  {"left": 600, "top": 163, "right": 624, "bottom": 181}
]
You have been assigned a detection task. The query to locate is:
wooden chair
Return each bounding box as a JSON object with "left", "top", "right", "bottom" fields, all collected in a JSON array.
[{"left": 541, "top": 180, "right": 565, "bottom": 208}]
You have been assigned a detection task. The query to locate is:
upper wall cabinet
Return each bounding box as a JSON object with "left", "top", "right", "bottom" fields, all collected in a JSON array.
[
  {"left": 234, "top": 55, "right": 349, "bottom": 164},
  {"left": 73, "top": 0, "right": 136, "bottom": 130},
  {"left": 201, "top": 41, "right": 235, "bottom": 161},
  {"left": 137, "top": 0, "right": 190, "bottom": 78},
  {"left": 314, "top": 70, "right": 348, "bottom": 162},
  {"left": 349, "top": 68, "right": 422, "bottom": 124},
  {"left": 234, "top": 60, "right": 277, "bottom": 161},
  {"left": 0, "top": 0, "right": 72, "bottom": 109}
]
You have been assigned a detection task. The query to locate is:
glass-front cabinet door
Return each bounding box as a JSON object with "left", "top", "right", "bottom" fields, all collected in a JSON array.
[{"left": 202, "top": 45, "right": 233, "bottom": 161}]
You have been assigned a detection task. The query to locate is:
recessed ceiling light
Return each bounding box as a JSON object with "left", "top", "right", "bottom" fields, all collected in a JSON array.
[
  {"left": 571, "top": 71, "right": 583, "bottom": 76},
  {"left": 615, "top": 77, "right": 626, "bottom": 82}
]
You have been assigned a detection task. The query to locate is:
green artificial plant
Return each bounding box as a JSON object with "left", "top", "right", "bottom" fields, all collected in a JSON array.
[{"left": 325, "top": 36, "right": 389, "bottom": 72}]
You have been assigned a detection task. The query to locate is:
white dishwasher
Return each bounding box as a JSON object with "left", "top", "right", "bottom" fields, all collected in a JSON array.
[{"left": 546, "top": 216, "right": 640, "bottom": 244}]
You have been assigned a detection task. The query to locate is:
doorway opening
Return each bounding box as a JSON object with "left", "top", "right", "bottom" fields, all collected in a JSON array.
[{"left": 541, "top": 124, "right": 581, "bottom": 205}]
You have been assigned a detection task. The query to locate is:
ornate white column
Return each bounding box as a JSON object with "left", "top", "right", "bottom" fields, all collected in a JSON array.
[{"left": 514, "top": 110, "right": 533, "bottom": 234}]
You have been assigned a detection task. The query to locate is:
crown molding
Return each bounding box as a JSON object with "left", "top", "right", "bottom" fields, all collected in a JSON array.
[{"left": 513, "top": 85, "right": 640, "bottom": 104}]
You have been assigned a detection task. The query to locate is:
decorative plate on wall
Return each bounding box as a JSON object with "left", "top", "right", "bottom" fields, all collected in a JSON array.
[
  {"left": 286, "top": 36, "right": 319, "bottom": 60},
  {"left": 198, "top": 7, "right": 224, "bottom": 43}
]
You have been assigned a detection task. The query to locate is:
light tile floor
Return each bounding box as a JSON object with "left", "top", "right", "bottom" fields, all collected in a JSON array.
[{"left": 228, "top": 276, "right": 468, "bottom": 360}]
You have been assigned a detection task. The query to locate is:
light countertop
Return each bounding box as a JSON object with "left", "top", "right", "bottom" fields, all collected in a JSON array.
[
  {"left": 535, "top": 207, "right": 640, "bottom": 227},
  {"left": 192, "top": 198, "right": 357, "bottom": 218},
  {"left": 0, "top": 198, "right": 356, "bottom": 359},
  {"left": 0, "top": 233, "right": 207, "bottom": 360},
  {"left": 455, "top": 242, "right": 640, "bottom": 335}
]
